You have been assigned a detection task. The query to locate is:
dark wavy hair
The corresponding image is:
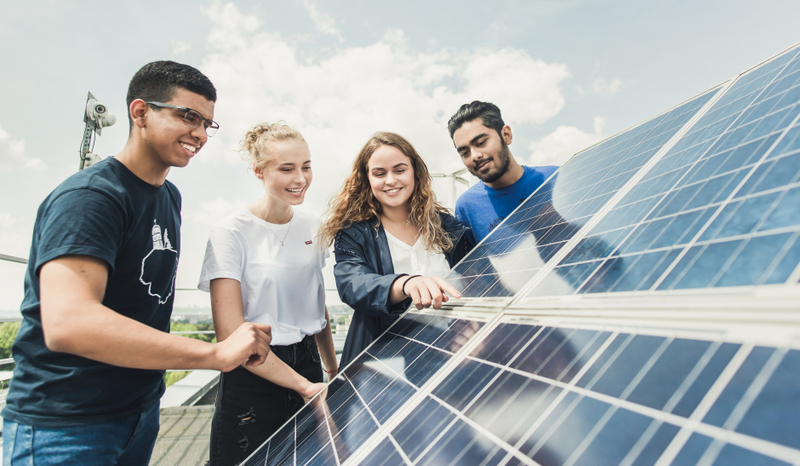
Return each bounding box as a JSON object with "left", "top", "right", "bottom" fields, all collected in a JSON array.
[{"left": 447, "top": 100, "right": 505, "bottom": 138}]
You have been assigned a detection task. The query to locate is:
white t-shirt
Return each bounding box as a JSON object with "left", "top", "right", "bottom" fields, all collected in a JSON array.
[
  {"left": 384, "top": 229, "right": 450, "bottom": 278},
  {"left": 198, "top": 208, "right": 329, "bottom": 346}
]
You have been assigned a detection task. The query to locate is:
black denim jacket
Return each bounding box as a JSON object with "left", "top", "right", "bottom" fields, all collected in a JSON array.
[{"left": 333, "top": 213, "right": 475, "bottom": 368}]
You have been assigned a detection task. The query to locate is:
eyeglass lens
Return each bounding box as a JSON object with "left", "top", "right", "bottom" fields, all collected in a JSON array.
[{"left": 183, "top": 109, "right": 219, "bottom": 137}]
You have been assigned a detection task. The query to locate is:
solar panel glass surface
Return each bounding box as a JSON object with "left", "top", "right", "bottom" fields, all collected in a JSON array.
[{"left": 244, "top": 43, "right": 800, "bottom": 466}]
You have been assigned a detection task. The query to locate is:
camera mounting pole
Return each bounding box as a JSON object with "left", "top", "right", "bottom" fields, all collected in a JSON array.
[{"left": 79, "top": 91, "right": 116, "bottom": 170}]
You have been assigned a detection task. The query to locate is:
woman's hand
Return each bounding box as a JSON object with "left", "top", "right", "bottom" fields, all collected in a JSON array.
[{"left": 402, "top": 276, "right": 462, "bottom": 310}]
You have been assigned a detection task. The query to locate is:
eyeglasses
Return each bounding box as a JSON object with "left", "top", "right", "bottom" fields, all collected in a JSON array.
[{"left": 145, "top": 101, "right": 219, "bottom": 137}]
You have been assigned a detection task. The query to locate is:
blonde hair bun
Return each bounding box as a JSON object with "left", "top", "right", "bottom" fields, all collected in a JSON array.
[{"left": 239, "top": 121, "right": 306, "bottom": 169}]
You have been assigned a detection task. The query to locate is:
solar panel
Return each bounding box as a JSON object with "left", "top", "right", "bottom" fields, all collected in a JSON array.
[
  {"left": 524, "top": 43, "right": 800, "bottom": 297},
  {"left": 444, "top": 87, "right": 720, "bottom": 301},
  {"left": 242, "top": 43, "right": 800, "bottom": 466}
]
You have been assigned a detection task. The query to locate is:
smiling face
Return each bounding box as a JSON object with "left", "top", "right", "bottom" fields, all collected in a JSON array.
[
  {"left": 143, "top": 87, "right": 214, "bottom": 170},
  {"left": 453, "top": 118, "right": 512, "bottom": 185},
  {"left": 367, "top": 144, "right": 415, "bottom": 212},
  {"left": 257, "top": 139, "right": 312, "bottom": 207}
]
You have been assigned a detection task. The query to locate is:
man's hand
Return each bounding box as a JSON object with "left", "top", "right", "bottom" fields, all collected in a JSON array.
[
  {"left": 403, "top": 276, "right": 462, "bottom": 309},
  {"left": 213, "top": 322, "right": 272, "bottom": 372}
]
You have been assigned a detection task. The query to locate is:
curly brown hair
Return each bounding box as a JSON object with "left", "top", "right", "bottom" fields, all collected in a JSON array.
[{"left": 319, "top": 132, "right": 453, "bottom": 252}]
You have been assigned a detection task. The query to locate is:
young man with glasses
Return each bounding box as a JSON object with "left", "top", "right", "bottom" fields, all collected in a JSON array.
[{"left": 2, "top": 61, "right": 273, "bottom": 466}]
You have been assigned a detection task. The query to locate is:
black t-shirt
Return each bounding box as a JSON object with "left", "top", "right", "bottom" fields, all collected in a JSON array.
[{"left": 3, "top": 157, "right": 181, "bottom": 427}]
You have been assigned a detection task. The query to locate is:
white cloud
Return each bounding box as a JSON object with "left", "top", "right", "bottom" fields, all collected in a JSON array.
[
  {"left": 184, "top": 197, "right": 248, "bottom": 229},
  {"left": 592, "top": 77, "right": 622, "bottom": 96},
  {"left": 455, "top": 48, "right": 570, "bottom": 126},
  {"left": 0, "top": 124, "right": 45, "bottom": 172},
  {"left": 172, "top": 40, "right": 191, "bottom": 55},
  {"left": 299, "top": 0, "right": 344, "bottom": 42},
  {"left": 527, "top": 116, "right": 606, "bottom": 166},
  {"left": 0, "top": 211, "right": 34, "bottom": 258},
  {"left": 196, "top": 3, "right": 571, "bottom": 216}
]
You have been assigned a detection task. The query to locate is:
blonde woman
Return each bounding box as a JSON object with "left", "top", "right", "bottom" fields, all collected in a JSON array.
[
  {"left": 320, "top": 132, "right": 475, "bottom": 369},
  {"left": 199, "top": 122, "right": 336, "bottom": 465}
]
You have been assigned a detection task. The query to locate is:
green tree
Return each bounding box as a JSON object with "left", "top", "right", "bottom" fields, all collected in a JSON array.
[
  {"left": 0, "top": 322, "right": 21, "bottom": 360},
  {"left": 170, "top": 321, "right": 216, "bottom": 343}
]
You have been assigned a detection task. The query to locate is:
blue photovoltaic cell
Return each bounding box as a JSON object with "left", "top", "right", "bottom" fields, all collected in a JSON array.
[
  {"left": 527, "top": 44, "right": 800, "bottom": 297},
  {"left": 670, "top": 433, "right": 714, "bottom": 464},
  {"left": 703, "top": 346, "right": 775, "bottom": 427},
  {"left": 736, "top": 349, "right": 800, "bottom": 449},
  {"left": 357, "top": 437, "right": 407, "bottom": 466},
  {"left": 626, "top": 338, "right": 712, "bottom": 410},
  {"left": 713, "top": 444, "right": 792, "bottom": 466},
  {"left": 243, "top": 313, "right": 475, "bottom": 465},
  {"left": 392, "top": 396, "right": 456, "bottom": 462},
  {"left": 414, "top": 415, "right": 512, "bottom": 465},
  {"left": 469, "top": 322, "right": 541, "bottom": 364},
  {"left": 629, "top": 422, "right": 681, "bottom": 466},
  {"left": 446, "top": 84, "right": 717, "bottom": 299},
  {"left": 571, "top": 407, "right": 653, "bottom": 465}
]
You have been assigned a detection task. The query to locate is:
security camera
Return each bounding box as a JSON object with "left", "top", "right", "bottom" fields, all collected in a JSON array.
[
  {"left": 85, "top": 95, "right": 116, "bottom": 135},
  {"left": 79, "top": 91, "right": 116, "bottom": 170}
]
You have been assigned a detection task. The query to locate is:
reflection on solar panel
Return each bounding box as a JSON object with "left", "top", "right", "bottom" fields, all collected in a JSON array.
[
  {"left": 243, "top": 43, "right": 800, "bottom": 466},
  {"left": 445, "top": 87, "right": 720, "bottom": 300}
]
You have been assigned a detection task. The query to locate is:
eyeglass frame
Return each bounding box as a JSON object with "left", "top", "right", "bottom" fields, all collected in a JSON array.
[{"left": 144, "top": 101, "right": 220, "bottom": 137}]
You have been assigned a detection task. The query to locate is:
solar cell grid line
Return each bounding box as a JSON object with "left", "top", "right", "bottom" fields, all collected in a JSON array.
[
  {"left": 356, "top": 435, "right": 413, "bottom": 466},
  {"left": 523, "top": 42, "right": 800, "bottom": 298}
]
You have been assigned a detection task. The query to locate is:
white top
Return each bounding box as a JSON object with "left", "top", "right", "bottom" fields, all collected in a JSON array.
[
  {"left": 198, "top": 208, "right": 329, "bottom": 346},
  {"left": 384, "top": 229, "right": 451, "bottom": 278}
]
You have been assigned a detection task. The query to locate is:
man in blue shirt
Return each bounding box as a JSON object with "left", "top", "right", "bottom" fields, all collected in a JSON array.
[
  {"left": 3, "top": 61, "right": 273, "bottom": 466},
  {"left": 448, "top": 101, "right": 558, "bottom": 242}
]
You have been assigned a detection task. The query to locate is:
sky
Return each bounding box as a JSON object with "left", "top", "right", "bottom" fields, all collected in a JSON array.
[{"left": 0, "top": 0, "right": 798, "bottom": 313}]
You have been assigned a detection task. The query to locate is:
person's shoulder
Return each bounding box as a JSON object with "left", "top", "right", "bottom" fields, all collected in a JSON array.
[
  {"left": 213, "top": 208, "right": 253, "bottom": 229},
  {"left": 336, "top": 218, "right": 378, "bottom": 242},
  {"left": 457, "top": 182, "right": 488, "bottom": 204},
  {"left": 292, "top": 208, "right": 320, "bottom": 225},
  {"left": 522, "top": 164, "right": 559, "bottom": 176},
  {"left": 439, "top": 211, "right": 467, "bottom": 231},
  {"left": 47, "top": 158, "right": 126, "bottom": 205}
]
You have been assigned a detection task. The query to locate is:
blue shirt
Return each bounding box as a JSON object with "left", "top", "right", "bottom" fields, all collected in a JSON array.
[
  {"left": 455, "top": 165, "right": 558, "bottom": 242},
  {"left": 3, "top": 157, "right": 181, "bottom": 427}
]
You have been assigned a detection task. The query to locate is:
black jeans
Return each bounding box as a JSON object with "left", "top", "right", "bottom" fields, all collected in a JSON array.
[{"left": 208, "top": 335, "right": 322, "bottom": 466}]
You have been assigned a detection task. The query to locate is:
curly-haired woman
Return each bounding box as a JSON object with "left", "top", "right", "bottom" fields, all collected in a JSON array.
[{"left": 319, "top": 132, "right": 475, "bottom": 369}]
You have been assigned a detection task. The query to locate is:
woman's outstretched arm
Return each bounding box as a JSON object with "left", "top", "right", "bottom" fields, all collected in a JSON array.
[
  {"left": 210, "top": 278, "right": 325, "bottom": 401},
  {"left": 315, "top": 306, "right": 338, "bottom": 379}
]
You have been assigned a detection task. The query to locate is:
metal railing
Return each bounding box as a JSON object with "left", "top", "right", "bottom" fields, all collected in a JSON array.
[{"left": 0, "top": 254, "right": 27, "bottom": 265}]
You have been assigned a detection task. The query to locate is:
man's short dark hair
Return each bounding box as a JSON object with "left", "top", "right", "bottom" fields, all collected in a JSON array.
[
  {"left": 126, "top": 61, "right": 217, "bottom": 127},
  {"left": 447, "top": 100, "right": 505, "bottom": 138}
]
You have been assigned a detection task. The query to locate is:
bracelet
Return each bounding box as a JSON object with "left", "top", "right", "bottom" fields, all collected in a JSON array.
[
  {"left": 324, "top": 368, "right": 338, "bottom": 374},
  {"left": 402, "top": 275, "right": 422, "bottom": 296}
]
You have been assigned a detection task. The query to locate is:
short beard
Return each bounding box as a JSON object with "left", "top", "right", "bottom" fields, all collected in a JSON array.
[{"left": 476, "top": 141, "right": 511, "bottom": 184}]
